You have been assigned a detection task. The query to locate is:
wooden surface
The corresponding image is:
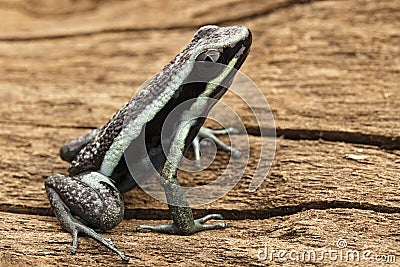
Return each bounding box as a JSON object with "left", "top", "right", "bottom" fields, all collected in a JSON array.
[{"left": 1, "top": 0, "right": 399, "bottom": 266}]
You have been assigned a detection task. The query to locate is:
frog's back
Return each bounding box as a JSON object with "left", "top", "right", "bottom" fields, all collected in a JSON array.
[{"left": 68, "top": 25, "right": 249, "bottom": 178}]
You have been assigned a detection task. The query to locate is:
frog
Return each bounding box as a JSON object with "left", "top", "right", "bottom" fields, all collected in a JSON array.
[{"left": 45, "top": 25, "right": 252, "bottom": 262}]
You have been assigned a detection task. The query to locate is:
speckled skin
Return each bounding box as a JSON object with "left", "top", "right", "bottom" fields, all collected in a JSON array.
[{"left": 45, "top": 25, "right": 252, "bottom": 262}]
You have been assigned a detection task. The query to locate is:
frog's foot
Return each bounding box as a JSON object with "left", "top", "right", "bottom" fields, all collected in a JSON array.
[
  {"left": 46, "top": 186, "right": 128, "bottom": 262},
  {"left": 135, "top": 214, "right": 227, "bottom": 235},
  {"left": 193, "top": 127, "right": 241, "bottom": 166},
  {"left": 45, "top": 173, "right": 128, "bottom": 262}
]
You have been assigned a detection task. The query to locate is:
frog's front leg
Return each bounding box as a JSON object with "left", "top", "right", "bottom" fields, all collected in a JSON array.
[
  {"left": 135, "top": 182, "right": 228, "bottom": 235},
  {"left": 135, "top": 173, "right": 227, "bottom": 234},
  {"left": 136, "top": 144, "right": 227, "bottom": 235},
  {"left": 45, "top": 172, "right": 128, "bottom": 262},
  {"left": 59, "top": 129, "right": 99, "bottom": 163}
]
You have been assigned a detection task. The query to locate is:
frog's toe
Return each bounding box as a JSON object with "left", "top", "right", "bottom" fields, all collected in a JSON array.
[
  {"left": 135, "top": 223, "right": 179, "bottom": 234},
  {"left": 62, "top": 211, "right": 128, "bottom": 261},
  {"left": 194, "top": 214, "right": 228, "bottom": 230},
  {"left": 70, "top": 229, "right": 79, "bottom": 254},
  {"left": 197, "top": 127, "right": 242, "bottom": 158},
  {"left": 135, "top": 213, "right": 227, "bottom": 235},
  {"left": 71, "top": 221, "right": 128, "bottom": 262}
]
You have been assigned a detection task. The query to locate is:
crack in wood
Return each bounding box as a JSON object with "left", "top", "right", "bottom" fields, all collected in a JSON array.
[
  {"left": 246, "top": 126, "right": 400, "bottom": 150},
  {"left": 1, "top": 201, "right": 399, "bottom": 221},
  {"left": 1, "top": 120, "right": 398, "bottom": 149},
  {"left": 0, "top": 120, "right": 94, "bottom": 130},
  {"left": 275, "top": 128, "right": 400, "bottom": 150}
]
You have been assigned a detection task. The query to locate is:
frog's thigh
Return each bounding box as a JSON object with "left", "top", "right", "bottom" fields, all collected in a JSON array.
[{"left": 45, "top": 172, "right": 124, "bottom": 231}]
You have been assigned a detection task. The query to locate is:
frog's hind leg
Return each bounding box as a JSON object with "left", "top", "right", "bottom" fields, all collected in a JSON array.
[
  {"left": 45, "top": 172, "right": 128, "bottom": 262},
  {"left": 60, "top": 129, "right": 99, "bottom": 163}
]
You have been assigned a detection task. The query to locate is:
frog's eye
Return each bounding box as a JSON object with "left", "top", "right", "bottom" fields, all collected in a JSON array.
[{"left": 196, "top": 49, "right": 221, "bottom": 62}]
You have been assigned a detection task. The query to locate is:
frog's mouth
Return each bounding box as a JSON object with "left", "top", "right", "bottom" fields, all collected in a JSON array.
[{"left": 223, "top": 28, "right": 252, "bottom": 71}]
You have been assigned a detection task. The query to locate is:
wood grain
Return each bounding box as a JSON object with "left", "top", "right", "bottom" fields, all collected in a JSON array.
[{"left": 0, "top": 0, "right": 399, "bottom": 266}]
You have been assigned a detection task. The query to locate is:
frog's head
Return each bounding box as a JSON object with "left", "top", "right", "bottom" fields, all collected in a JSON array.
[
  {"left": 178, "top": 25, "right": 252, "bottom": 101},
  {"left": 143, "top": 25, "right": 252, "bottom": 104},
  {"left": 153, "top": 25, "right": 252, "bottom": 150}
]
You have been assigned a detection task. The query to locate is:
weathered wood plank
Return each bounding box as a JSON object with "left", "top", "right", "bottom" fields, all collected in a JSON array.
[
  {"left": 0, "top": 0, "right": 399, "bottom": 266},
  {"left": 1, "top": 210, "right": 399, "bottom": 266}
]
